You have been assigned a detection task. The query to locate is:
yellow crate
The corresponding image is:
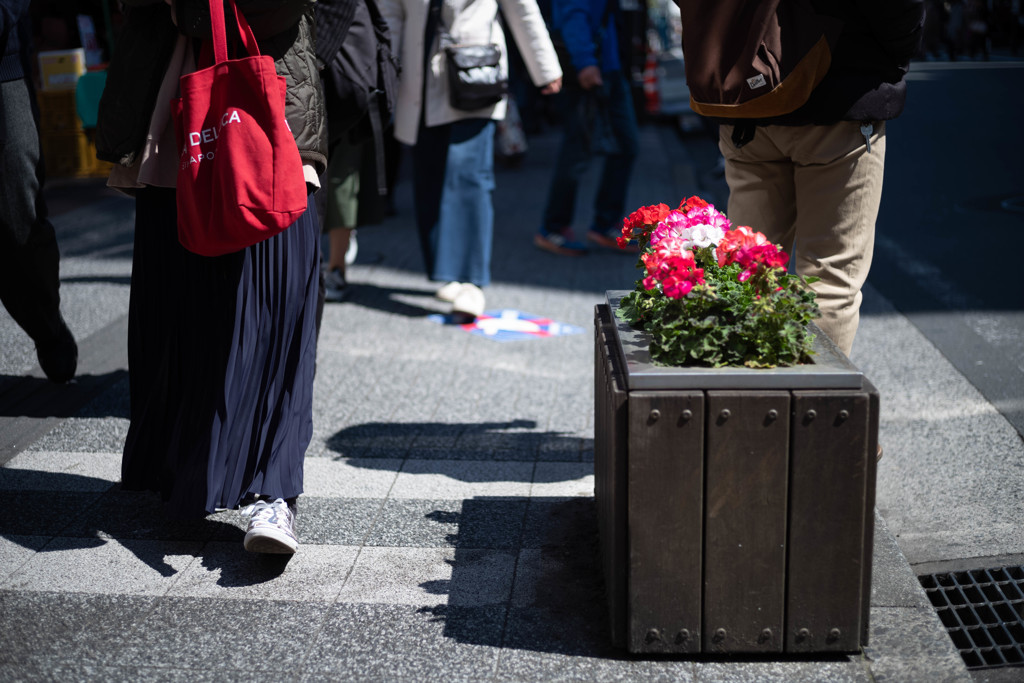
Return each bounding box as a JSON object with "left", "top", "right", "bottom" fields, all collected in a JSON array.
[
  {"left": 37, "top": 90, "right": 82, "bottom": 133},
  {"left": 41, "top": 129, "right": 108, "bottom": 179},
  {"left": 90, "top": 156, "right": 114, "bottom": 178},
  {"left": 38, "top": 49, "right": 85, "bottom": 91}
]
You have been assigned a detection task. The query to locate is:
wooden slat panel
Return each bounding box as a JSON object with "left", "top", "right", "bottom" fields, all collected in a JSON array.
[
  {"left": 703, "top": 391, "right": 789, "bottom": 653},
  {"left": 594, "top": 306, "right": 629, "bottom": 648},
  {"left": 627, "top": 390, "right": 704, "bottom": 653},
  {"left": 861, "top": 379, "right": 880, "bottom": 647},
  {"left": 786, "top": 389, "right": 871, "bottom": 653}
]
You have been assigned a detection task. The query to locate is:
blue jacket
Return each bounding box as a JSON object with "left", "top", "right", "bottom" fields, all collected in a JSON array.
[{"left": 552, "top": 0, "right": 620, "bottom": 73}]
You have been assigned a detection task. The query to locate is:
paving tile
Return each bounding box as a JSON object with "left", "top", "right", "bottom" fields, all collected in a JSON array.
[
  {"left": 693, "top": 661, "right": 870, "bottom": 682},
  {"left": 0, "top": 536, "right": 48, "bottom": 584},
  {"left": 0, "top": 490, "right": 102, "bottom": 537},
  {"left": 365, "top": 498, "right": 528, "bottom": 548},
  {"left": 537, "top": 436, "right": 588, "bottom": 462},
  {"left": 530, "top": 462, "right": 594, "bottom": 498},
  {"left": 288, "top": 497, "right": 383, "bottom": 546},
  {"left": 870, "top": 512, "right": 932, "bottom": 609},
  {"left": 511, "top": 548, "right": 606, "bottom": 613},
  {"left": 389, "top": 460, "right": 533, "bottom": 499},
  {"left": 864, "top": 606, "right": 971, "bottom": 682},
  {"left": 165, "top": 542, "right": 358, "bottom": 602},
  {"left": 494, "top": 651, "right": 697, "bottom": 683},
  {"left": 1, "top": 451, "right": 121, "bottom": 490},
  {"left": 410, "top": 446, "right": 530, "bottom": 461},
  {"left": 301, "top": 457, "right": 401, "bottom": 498},
  {"left": 0, "top": 665, "right": 255, "bottom": 683},
  {"left": 346, "top": 446, "right": 409, "bottom": 459},
  {"left": 455, "top": 430, "right": 537, "bottom": 459},
  {"left": 27, "top": 416, "right": 130, "bottom": 455},
  {"left": 303, "top": 603, "right": 505, "bottom": 680},
  {"left": 521, "top": 497, "right": 600, "bottom": 550},
  {"left": 339, "top": 547, "right": 516, "bottom": 607},
  {"left": 327, "top": 421, "right": 418, "bottom": 452},
  {"left": 1, "top": 538, "right": 199, "bottom": 595},
  {"left": 503, "top": 605, "right": 618, "bottom": 658},
  {"left": 107, "top": 596, "right": 328, "bottom": 671},
  {"left": 0, "top": 590, "right": 156, "bottom": 666},
  {"left": 408, "top": 425, "right": 463, "bottom": 451},
  {"left": 62, "top": 489, "right": 233, "bottom": 542}
]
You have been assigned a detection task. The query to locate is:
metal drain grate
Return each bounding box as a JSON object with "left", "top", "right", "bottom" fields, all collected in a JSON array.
[{"left": 920, "top": 566, "right": 1024, "bottom": 669}]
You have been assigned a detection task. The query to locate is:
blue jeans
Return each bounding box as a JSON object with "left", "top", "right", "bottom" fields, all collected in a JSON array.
[
  {"left": 540, "top": 70, "right": 638, "bottom": 235},
  {"left": 412, "top": 118, "right": 496, "bottom": 287}
]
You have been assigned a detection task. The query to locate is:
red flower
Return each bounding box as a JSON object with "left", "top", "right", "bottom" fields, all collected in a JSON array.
[
  {"left": 621, "top": 203, "right": 672, "bottom": 243},
  {"left": 678, "top": 196, "right": 709, "bottom": 214},
  {"left": 716, "top": 226, "right": 770, "bottom": 267}
]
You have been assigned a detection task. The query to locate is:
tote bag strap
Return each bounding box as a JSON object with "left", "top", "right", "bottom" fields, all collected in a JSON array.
[{"left": 209, "top": 0, "right": 261, "bottom": 64}]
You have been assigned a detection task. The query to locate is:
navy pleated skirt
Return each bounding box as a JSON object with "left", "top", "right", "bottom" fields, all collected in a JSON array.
[{"left": 121, "top": 187, "right": 319, "bottom": 518}]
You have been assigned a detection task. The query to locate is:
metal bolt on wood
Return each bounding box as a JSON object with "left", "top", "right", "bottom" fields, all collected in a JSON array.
[
  {"left": 649, "top": 409, "right": 660, "bottom": 421},
  {"left": 828, "top": 628, "right": 841, "bottom": 642},
  {"left": 645, "top": 628, "right": 662, "bottom": 644},
  {"left": 713, "top": 628, "right": 727, "bottom": 643},
  {"left": 675, "top": 629, "right": 691, "bottom": 644},
  {"left": 797, "top": 628, "right": 810, "bottom": 642},
  {"left": 720, "top": 409, "right": 731, "bottom": 420},
  {"left": 680, "top": 409, "right": 692, "bottom": 421}
]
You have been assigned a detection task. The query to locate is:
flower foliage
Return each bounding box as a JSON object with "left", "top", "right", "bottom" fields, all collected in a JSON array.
[{"left": 617, "top": 196, "right": 820, "bottom": 368}]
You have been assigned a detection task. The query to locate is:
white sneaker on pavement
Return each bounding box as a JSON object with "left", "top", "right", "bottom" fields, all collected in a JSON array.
[
  {"left": 435, "top": 281, "right": 464, "bottom": 303},
  {"left": 452, "top": 283, "right": 485, "bottom": 319},
  {"left": 241, "top": 498, "right": 298, "bottom": 554}
]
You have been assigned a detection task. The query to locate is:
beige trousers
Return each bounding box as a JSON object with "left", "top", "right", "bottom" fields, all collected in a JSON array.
[{"left": 718, "top": 121, "right": 886, "bottom": 356}]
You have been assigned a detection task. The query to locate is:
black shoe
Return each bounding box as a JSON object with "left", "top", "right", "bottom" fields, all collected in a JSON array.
[
  {"left": 323, "top": 267, "right": 349, "bottom": 302},
  {"left": 36, "top": 317, "right": 78, "bottom": 384}
]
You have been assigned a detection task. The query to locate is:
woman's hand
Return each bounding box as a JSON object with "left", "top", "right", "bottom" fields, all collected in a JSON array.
[
  {"left": 576, "top": 65, "right": 602, "bottom": 90},
  {"left": 540, "top": 77, "right": 563, "bottom": 94}
]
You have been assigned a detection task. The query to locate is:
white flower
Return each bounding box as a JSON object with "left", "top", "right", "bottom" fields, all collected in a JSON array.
[{"left": 689, "top": 223, "right": 725, "bottom": 248}]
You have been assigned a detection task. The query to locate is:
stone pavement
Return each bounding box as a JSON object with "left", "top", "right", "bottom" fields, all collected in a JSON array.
[{"left": 0, "top": 121, "right": 983, "bottom": 681}]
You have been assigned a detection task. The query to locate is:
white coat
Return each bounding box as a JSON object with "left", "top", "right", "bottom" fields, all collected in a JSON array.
[{"left": 379, "top": 0, "right": 563, "bottom": 145}]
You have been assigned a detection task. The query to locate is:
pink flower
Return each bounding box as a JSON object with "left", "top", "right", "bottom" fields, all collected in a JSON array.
[
  {"left": 641, "top": 243, "right": 705, "bottom": 298},
  {"left": 650, "top": 203, "right": 730, "bottom": 248},
  {"left": 730, "top": 244, "right": 790, "bottom": 282}
]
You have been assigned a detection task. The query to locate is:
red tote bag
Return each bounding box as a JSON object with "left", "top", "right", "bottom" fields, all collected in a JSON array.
[{"left": 172, "top": 0, "right": 307, "bottom": 257}]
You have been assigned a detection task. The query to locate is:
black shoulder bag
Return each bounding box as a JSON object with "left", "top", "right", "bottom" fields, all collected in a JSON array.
[{"left": 430, "top": 0, "right": 508, "bottom": 111}]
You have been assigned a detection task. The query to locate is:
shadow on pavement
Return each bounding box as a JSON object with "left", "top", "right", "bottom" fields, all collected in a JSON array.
[
  {"left": 0, "top": 370, "right": 129, "bottom": 419},
  {"left": 328, "top": 420, "right": 590, "bottom": 468},
  {"left": 0, "top": 468, "right": 289, "bottom": 585},
  {"left": 420, "top": 496, "right": 618, "bottom": 656}
]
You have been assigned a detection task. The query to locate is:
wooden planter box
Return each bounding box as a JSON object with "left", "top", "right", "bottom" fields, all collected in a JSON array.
[{"left": 594, "top": 293, "right": 879, "bottom": 655}]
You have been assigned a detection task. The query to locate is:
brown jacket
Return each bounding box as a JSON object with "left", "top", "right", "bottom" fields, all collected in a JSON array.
[{"left": 676, "top": 0, "right": 925, "bottom": 125}]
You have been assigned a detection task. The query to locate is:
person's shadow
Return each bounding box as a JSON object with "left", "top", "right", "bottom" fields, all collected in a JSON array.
[
  {"left": 327, "top": 419, "right": 591, "bottom": 466},
  {"left": 0, "top": 467, "right": 290, "bottom": 584}
]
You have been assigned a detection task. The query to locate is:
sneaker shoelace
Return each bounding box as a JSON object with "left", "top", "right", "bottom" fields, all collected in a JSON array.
[{"left": 241, "top": 498, "right": 292, "bottom": 530}]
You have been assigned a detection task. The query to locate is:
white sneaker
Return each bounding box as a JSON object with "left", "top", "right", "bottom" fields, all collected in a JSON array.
[
  {"left": 241, "top": 498, "right": 298, "bottom": 554},
  {"left": 435, "top": 281, "right": 464, "bottom": 302},
  {"left": 452, "top": 283, "right": 485, "bottom": 319},
  {"left": 345, "top": 230, "right": 358, "bottom": 266}
]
